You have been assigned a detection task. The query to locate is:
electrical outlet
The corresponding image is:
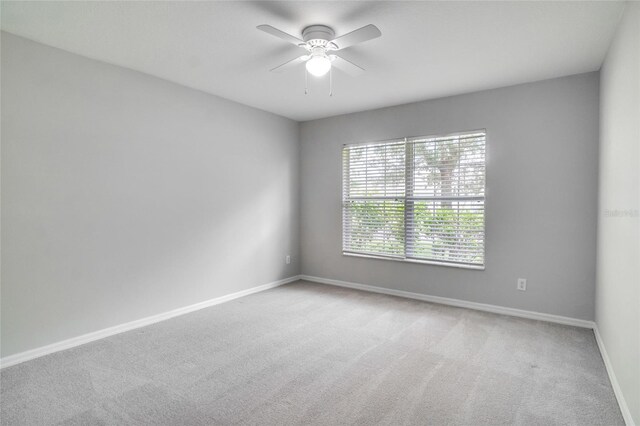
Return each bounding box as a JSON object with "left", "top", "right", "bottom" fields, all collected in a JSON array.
[
  {"left": 517, "top": 278, "right": 527, "bottom": 291},
  {"left": 285, "top": 255, "right": 291, "bottom": 265}
]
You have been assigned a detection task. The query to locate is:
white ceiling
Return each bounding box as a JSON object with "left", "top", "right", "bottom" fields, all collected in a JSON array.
[{"left": 1, "top": 1, "right": 625, "bottom": 121}]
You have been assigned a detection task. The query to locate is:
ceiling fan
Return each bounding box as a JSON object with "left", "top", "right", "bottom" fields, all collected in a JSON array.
[{"left": 256, "top": 23, "right": 381, "bottom": 78}]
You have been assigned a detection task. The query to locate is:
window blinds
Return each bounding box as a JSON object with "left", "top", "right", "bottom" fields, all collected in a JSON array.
[{"left": 342, "top": 131, "right": 486, "bottom": 267}]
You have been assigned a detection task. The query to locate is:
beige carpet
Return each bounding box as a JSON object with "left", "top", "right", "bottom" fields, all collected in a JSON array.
[{"left": 0, "top": 280, "right": 623, "bottom": 425}]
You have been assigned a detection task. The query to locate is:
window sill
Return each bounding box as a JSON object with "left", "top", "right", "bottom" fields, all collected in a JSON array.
[{"left": 342, "top": 252, "right": 485, "bottom": 271}]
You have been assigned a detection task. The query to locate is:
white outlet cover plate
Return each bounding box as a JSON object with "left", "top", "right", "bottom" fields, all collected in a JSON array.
[{"left": 517, "top": 278, "right": 527, "bottom": 291}]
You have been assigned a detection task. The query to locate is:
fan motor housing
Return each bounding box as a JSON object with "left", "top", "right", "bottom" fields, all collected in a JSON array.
[{"left": 302, "top": 25, "right": 335, "bottom": 45}]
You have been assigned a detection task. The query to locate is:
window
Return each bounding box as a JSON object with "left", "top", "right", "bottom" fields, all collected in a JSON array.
[{"left": 342, "top": 130, "right": 486, "bottom": 268}]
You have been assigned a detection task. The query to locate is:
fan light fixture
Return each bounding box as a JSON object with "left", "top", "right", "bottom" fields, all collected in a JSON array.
[
  {"left": 305, "top": 55, "right": 331, "bottom": 77},
  {"left": 256, "top": 23, "right": 381, "bottom": 93}
]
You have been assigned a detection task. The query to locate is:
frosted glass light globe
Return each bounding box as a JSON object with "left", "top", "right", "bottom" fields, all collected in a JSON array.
[{"left": 305, "top": 55, "right": 331, "bottom": 77}]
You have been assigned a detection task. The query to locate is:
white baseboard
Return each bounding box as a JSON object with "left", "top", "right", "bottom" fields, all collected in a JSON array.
[
  {"left": 303, "top": 274, "right": 638, "bottom": 424},
  {"left": 300, "top": 275, "right": 595, "bottom": 329},
  {"left": 2, "top": 274, "right": 632, "bottom": 424},
  {"left": 0, "top": 275, "right": 301, "bottom": 369},
  {"left": 594, "top": 325, "right": 636, "bottom": 426}
]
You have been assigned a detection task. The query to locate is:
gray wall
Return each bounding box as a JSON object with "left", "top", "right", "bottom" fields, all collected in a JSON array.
[
  {"left": 1, "top": 33, "right": 300, "bottom": 358},
  {"left": 300, "top": 72, "right": 599, "bottom": 321},
  {"left": 596, "top": 2, "right": 640, "bottom": 423}
]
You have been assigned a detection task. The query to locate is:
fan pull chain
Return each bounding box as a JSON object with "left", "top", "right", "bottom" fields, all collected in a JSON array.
[
  {"left": 304, "top": 68, "right": 308, "bottom": 95},
  {"left": 329, "top": 67, "right": 333, "bottom": 97}
]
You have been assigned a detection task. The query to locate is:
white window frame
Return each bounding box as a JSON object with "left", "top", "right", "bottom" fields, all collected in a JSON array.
[{"left": 342, "top": 129, "right": 486, "bottom": 270}]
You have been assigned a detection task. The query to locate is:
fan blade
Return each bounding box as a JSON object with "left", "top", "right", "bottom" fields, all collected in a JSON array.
[
  {"left": 331, "top": 55, "right": 365, "bottom": 77},
  {"left": 329, "top": 24, "right": 381, "bottom": 50},
  {"left": 270, "top": 55, "right": 308, "bottom": 73},
  {"left": 257, "top": 24, "right": 304, "bottom": 46}
]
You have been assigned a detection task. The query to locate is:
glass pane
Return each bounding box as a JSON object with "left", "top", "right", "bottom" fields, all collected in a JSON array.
[
  {"left": 343, "top": 200, "right": 405, "bottom": 257},
  {"left": 343, "top": 142, "right": 405, "bottom": 198},
  {"left": 409, "top": 200, "right": 484, "bottom": 265},
  {"left": 411, "top": 134, "right": 485, "bottom": 198}
]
